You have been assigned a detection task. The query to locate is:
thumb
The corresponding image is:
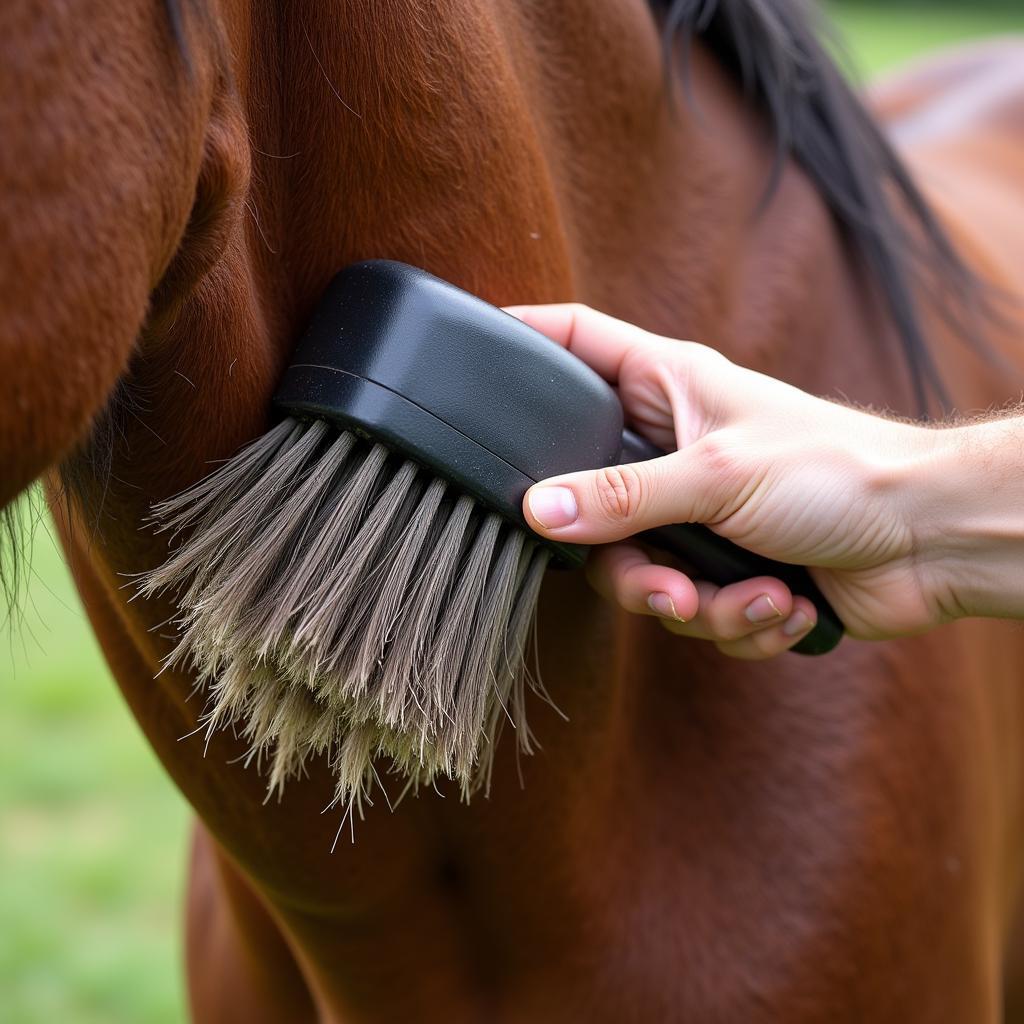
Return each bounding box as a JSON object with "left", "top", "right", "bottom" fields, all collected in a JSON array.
[{"left": 524, "top": 448, "right": 723, "bottom": 545}]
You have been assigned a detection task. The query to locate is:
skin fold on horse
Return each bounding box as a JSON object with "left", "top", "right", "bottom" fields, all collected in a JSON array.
[{"left": 3, "top": 1, "right": 1024, "bottom": 1021}]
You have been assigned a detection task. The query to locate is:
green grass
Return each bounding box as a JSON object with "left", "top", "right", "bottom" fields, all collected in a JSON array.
[{"left": 3, "top": 7, "right": 1024, "bottom": 1024}]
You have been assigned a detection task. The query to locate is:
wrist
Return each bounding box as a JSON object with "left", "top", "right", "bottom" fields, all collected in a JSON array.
[{"left": 905, "top": 418, "right": 1024, "bottom": 623}]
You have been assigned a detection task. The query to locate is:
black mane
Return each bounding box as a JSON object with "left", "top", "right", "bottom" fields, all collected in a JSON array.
[{"left": 654, "top": 0, "right": 981, "bottom": 413}]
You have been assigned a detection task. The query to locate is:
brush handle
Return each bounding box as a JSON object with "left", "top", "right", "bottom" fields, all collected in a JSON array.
[{"left": 620, "top": 430, "right": 843, "bottom": 656}]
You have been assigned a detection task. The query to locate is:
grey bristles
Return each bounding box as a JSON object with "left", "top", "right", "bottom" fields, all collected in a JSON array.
[{"left": 140, "top": 416, "right": 552, "bottom": 811}]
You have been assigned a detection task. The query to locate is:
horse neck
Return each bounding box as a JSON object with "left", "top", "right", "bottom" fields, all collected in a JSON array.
[
  {"left": 533, "top": 37, "right": 914, "bottom": 411},
  {"left": 97, "top": 3, "right": 910, "bottom": 526},
  {"left": 227, "top": 5, "right": 908, "bottom": 406}
]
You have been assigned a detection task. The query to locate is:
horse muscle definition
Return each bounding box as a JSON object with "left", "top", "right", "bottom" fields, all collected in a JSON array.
[{"left": 3, "top": 0, "right": 1024, "bottom": 1021}]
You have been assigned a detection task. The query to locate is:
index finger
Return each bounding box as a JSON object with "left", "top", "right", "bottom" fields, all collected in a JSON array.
[{"left": 503, "top": 302, "right": 657, "bottom": 385}]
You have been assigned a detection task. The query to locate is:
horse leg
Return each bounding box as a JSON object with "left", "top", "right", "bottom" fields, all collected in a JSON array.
[{"left": 186, "top": 824, "right": 318, "bottom": 1024}]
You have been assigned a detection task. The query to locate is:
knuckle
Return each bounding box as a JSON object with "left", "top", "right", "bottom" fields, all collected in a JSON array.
[
  {"left": 697, "top": 434, "right": 738, "bottom": 477},
  {"left": 706, "top": 597, "right": 752, "bottom": 643},
  {"left": 751, "top": 631, "right": 786, "bottom": 660},
  {"left": 715, "top": 639, "right": 757, "bottom": 661},
  {"left": 716, "top": 632, "right": 771, "bottom": 660},
  {"left": 712, "top": 616, "right": 748, "bottom": 643},
  {"left": 693, "top": 434, "right": 751, "bottom": 520},
  {"left": 593, "top": 464, "right": 644, "bottom": 524}
]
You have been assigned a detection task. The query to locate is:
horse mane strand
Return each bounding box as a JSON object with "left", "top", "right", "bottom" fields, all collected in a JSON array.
[{"left": 656, "top": 0, "right": 986, "bottom": 414}]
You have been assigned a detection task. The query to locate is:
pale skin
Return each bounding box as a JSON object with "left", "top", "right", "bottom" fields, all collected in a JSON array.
[{"left": 508, "top": 303, "right": 1024, "bottom": 660}]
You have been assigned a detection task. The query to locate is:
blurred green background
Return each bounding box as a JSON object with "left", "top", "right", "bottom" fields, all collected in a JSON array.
[
  {"left": 3, "top": 4, "right": 1023, "bottom": 1023},
  {"left": 833, "top": 1, "right": 1023, "bottom": 73},
  {"left": 2, "top": 520, "right": 189, "bottom": 1024}
]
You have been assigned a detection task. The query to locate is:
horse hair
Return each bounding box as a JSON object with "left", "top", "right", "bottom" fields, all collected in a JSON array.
[
  {"left": 655, "top": 0, "right": 984, "bottom": 413},
  {"left": 162, "top": 0, "right": 191, "bottom": 67},
  {"left": 0, "top": 502, "right": 27, "bottom": 623},
  {"left": 0, "top": 485, "right": 51, "bottom": 633}
]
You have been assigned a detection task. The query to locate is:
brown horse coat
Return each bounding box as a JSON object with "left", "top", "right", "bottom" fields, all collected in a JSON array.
[{"left": 4, "top": 1, "right": 1024, "bottom": 1020}]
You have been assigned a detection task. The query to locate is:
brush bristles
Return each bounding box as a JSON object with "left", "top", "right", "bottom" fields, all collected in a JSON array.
[{"left": 140, "top": 416, "right": 551, "bottom": 811}]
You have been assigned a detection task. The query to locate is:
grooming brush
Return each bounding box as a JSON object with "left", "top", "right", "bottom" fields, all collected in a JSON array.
[{"left": 142, "top": 260, "right": 842, "bottom": 812}]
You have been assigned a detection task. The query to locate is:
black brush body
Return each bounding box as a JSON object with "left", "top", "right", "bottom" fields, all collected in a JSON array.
[{"left": 275, "top": 260, "right": 843, "bottom": 656}]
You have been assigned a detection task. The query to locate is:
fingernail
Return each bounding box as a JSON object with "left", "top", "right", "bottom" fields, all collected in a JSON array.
[
  {"left": 648, "top": 592, "right": 686, "bottom": 622},
  {"left": 782, "top": 611, "right": 812, "bottom": 637},
  {"left": 745, "top": 594, "right": 783, "bottom": 624},
  {"left": 528, "top": 486, "right": 578, "bottom": 529}
]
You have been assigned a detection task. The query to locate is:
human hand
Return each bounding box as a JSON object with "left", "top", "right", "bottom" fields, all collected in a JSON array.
[{"left": 507, "top": 303, "right": 943, "bottom": 659}]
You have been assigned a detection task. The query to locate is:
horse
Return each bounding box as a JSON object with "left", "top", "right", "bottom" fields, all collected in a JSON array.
[{"left": 3, "top": 0, "right": 1024, "bottom": 1019}]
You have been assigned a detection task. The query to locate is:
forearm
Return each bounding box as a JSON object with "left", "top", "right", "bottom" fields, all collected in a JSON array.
[{"left": 909, "top": 415, "right": 1024, "bottom": 623}]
